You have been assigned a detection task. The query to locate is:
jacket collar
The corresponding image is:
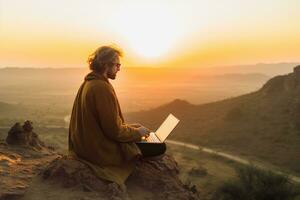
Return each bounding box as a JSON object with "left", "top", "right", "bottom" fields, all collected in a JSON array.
[{"left": 84, "top": 71, "right": 109, "bottom": 83}]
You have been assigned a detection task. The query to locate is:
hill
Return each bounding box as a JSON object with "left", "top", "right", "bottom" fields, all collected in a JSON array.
[{"left": 125, "top": 65, "right": 300, "bottom": 175}]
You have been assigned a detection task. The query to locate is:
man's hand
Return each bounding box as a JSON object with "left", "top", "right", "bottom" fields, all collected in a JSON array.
[{"left": 137, "top": 126, "right": 151, "bottom": 139}]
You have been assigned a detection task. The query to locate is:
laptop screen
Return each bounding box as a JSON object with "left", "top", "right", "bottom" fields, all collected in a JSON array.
[{"left": 155, "top": 113, "right": 180, "bottom": 142}]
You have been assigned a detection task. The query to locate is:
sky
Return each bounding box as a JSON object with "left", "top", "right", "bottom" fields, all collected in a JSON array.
[{"left": 0, "top": 0, "right": 300, "bottom": 68}]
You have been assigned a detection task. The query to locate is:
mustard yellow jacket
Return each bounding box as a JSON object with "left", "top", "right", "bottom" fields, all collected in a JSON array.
[{"left": 68, "top": 71, "right": 142, "bottom": 186}]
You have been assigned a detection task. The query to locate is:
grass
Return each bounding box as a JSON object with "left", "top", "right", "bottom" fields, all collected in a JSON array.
[
  {"left": 167, "top": 144, "right": 300, "bottom": 200},
  {"left": 166, "top": 144, "right": 240, "bottom": 199},
  {"left": 213, "top": 165, "right": 300, "bottom": 200}
]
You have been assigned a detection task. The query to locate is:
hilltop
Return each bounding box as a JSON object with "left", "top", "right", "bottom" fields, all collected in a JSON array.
[{"left": 0, "top": 121, "right": 199, "bottom": 200}]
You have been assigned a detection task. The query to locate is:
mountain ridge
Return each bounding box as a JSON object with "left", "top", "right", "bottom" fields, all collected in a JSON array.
[{"left": 125, "top": 65, "right": 300, "bottom": 175}]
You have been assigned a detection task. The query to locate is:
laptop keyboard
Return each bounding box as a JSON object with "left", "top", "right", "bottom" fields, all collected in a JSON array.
[{"left": 146, "top": 132, "right": 160, "bottom": 143}]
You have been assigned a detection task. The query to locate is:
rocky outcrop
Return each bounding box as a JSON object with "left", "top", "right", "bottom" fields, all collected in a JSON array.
[
  {"left": 0, "top": 122, "right": 200, "bottom": 200},
  {"left": 40, "top": 155, "right": 127, "bottom": 199},
  {"left": 0, "top": 141, "right": 58, "bottom": 200},
  {"left": 261, "top": 66, "right": 300, "bottom": 95},
  {"left": 0, "top": 121, "right": 58, "bottom": 200},
  {"left": 293, "top": 65, "right": 300, "bottom": 75},
  {"left": 6, "top": 120, "right": 45, "bottom": 150},
  {"left": 39, "top": 154, "right": 199, "bottom": 200},
  {"left": 127, "top": 154, "right": 199, "bottom": 199}
]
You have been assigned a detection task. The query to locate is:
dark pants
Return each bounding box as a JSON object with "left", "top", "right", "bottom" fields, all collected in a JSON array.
[{"left": 135, "top": 142, "right": 167, "bottom": 157}]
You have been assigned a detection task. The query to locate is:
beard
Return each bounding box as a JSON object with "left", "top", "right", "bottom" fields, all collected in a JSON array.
[{"left": 107, "top": 70, "right": 117, "bottom": 80}]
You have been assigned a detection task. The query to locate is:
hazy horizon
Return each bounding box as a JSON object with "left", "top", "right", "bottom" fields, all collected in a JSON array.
[
  {"left": 1, "top": 62, "right": 298, "bottom": 77},
  {"left": 1, "top": 0, "right": 300, "bottom": 68},
  {"left": 0, "top": 63, "right": 298, "bottom": 114},
  {"left": 1, "top": 61, "right": 300, "bottom": 69}
]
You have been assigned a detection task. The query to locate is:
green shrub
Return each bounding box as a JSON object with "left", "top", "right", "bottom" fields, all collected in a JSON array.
[{"left": 213, "top": 165, "right": 300, "bottom": 200}]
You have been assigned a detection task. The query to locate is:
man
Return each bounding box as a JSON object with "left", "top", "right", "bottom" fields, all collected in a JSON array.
[{"left": 68, "top": 46, "right": 166, "bottom": 187}]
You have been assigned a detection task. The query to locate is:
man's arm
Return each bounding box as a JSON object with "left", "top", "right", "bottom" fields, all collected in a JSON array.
[{"left": 92, "top": 84, "right": 142, "bottom": 143}]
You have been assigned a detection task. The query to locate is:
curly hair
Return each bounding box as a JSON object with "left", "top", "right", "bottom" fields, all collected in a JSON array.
[{"left": 87, "top": 46, "right": 123, "bottom": 73}]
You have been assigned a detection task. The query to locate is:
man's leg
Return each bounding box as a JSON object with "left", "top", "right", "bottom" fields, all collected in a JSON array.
[{"left": 136, "top": 142, "right": 166, "bottom": 157}]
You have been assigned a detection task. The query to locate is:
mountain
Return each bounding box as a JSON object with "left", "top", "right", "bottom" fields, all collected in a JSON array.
[{"left": 125, "top": 65, "right": 300, "bottom": 175}]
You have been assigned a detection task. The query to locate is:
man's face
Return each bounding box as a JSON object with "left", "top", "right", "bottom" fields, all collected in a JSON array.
[{"left": 107, "top": 56, "right": 121, "bottom": 80}]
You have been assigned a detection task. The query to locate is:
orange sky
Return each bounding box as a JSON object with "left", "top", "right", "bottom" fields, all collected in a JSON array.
[{"left": 0, "top": 0, "right": 300, "bottom": 68}]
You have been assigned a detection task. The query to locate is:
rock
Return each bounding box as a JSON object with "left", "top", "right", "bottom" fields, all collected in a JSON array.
[
  {"left": 41, "top": 156, "right": 126, "bottom": 199},
  {"left": 293, "top": 65, "right": 300, "bottom": 76},
  {"left": 0, "top": 142, "right": 59, "bottom": 200},
  {"left": 39, "top": 154, "right": 200, "bottom": 200},
  {"left": 0, "top": 122, "right": 58, "bottom": 200},
  {"left": 6, "top": 120, "right": 45, "bottom": 150},
  {"left": 127, "top": 154, "right": 200, "bottom": 199}
]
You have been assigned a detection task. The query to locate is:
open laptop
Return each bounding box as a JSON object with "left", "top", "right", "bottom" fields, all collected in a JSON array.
[{"left": 139, "top": 113, "right": 180, "bottom": 143}]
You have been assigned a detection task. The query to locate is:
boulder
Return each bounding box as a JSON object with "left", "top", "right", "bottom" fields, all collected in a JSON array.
[
  {"left": 6, "top": 120, "right": 45, "bottom": 150},
  {"left": 127, "top": 154, "right": 199, "bottom": 199},
  {"left": 40, "top": 154, "right": 200, "bottom": 200},
  {"left": 41, "top": 155, "right": 127, "bottom": 199}
]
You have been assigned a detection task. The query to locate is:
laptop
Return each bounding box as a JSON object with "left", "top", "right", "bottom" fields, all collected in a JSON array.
[{"left": 139, "top": 113, "right": 180, "bottom": 143}]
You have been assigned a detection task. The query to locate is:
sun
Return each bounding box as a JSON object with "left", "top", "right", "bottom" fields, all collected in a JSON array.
[{"left": 106, "top": 3, "right": 185, "bottom": 59}]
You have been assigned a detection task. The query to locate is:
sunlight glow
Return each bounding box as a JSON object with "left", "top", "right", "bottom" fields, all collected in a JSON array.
[
  {"left": 106, "top": 3, "right": 185, "bottom": 59},
  {"left": 1, "top": 0, "right": 300, "bottom": 68}
]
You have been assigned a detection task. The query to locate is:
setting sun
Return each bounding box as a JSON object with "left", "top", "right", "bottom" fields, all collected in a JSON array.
[{"left": 105, "top": 3, "right": 186, "bottom": 59}]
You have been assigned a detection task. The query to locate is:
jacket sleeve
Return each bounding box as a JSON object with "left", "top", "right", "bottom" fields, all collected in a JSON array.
[{"left": 92, "top": 83, "right": 141, "bottom": 143}]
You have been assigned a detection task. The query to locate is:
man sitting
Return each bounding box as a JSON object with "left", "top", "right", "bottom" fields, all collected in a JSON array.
[{"left": 68, "top": 45, "right": 166, "bottom": 187}]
